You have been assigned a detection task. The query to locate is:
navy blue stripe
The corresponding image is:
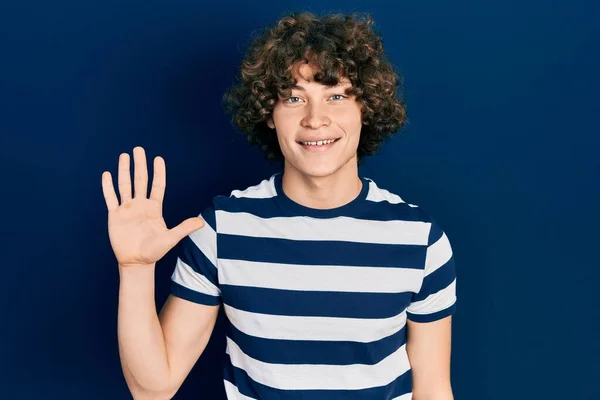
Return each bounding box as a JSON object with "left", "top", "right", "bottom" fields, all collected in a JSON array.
[
  {"left": 175, "top": 234, "right": 219, "bottom": 287},
  {"left": 226, "top": 322, "right": 407, "bottom": 365},
  {"left": 200, "top": 205, "right": 216, "bottom": 230},
  {"left": 272, "top": 173, "right": 373, "bottom": 218},
  {"left": 412, "top": 256, "right": 456, "bottom": 303},
  {"left": 223, "top": 362, "right": 262, "bottom": 399},
  {"left": 219, "top": 235, "right": 426, "bottom": 268},
  {"left": 407, "top": 302, "right": 456, "bottom": 322},
  {"left": 223, "top": 352, "right": 413, "bottom": 399},
  {"left": 170, "top": 281, "right": 221, "bottom": 306},
  {"left": 217, "top": 193, "right": 428, "bottom": 222},
  {"left": 221, "top": 284, "right": 413, "bottom": 319},
  {"left": 427, "top": 218, "right": 444, "bottom": 246}
]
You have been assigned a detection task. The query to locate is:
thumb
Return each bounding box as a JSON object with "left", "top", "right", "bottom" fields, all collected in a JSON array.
[{"left": 167, "top": 217, "right": 206, "bottom": 246}]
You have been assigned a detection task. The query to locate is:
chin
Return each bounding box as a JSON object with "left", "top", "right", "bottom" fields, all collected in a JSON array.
[
  {"left": 303, "top": 168, "right": 338, "bottom": 179},
  {"left": 294, "top": 159, "right": 349, "bottom": 179}
]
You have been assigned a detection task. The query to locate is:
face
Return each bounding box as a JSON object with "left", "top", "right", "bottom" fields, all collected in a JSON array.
[{"left": 267, "top": 63, "right": 363, "bottom": 179}]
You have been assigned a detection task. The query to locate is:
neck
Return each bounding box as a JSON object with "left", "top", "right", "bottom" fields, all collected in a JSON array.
[{"left": 281, "top": 158, "right": 362, "bottom": 210}]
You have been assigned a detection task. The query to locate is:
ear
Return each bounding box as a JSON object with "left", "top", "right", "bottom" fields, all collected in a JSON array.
[{"left": 267, "top": 117, "right": 275, "bottom": 129}]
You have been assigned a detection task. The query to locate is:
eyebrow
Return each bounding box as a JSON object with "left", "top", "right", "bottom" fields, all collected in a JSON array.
[{"left": 290, "top": 82, "right": 352, "bottom": 91}]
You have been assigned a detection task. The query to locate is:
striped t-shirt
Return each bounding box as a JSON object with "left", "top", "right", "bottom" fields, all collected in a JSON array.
[{"left": 170, "top": 171, "right": 457, "bottom": 399}]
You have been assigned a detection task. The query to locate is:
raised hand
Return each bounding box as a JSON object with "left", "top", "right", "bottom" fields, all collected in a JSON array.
[{"left": 101, "top": 146, "right": 205, "bottom": 268}]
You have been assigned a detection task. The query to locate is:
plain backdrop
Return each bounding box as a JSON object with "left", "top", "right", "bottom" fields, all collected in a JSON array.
[{"left": 1, "top": 0, "right": 598, "bottom": 399}]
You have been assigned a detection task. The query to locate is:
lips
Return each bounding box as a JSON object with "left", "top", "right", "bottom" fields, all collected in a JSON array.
[
  {"left": 296, "top": 137, "right": 341, "bottom": 145},
  {"left": 296, "top": 137, "right": 341, "bottom": 152}
]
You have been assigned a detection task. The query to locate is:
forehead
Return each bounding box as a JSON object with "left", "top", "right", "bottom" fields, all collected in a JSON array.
[{"left": 290, "top": 63, "right": 351, "bottom": 86}]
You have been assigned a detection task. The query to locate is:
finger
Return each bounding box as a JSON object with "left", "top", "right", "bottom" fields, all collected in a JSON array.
[
  {"left": 101, "top": 171, "right": 119, "bottom": 212},
  {"left": 133, "top": 146, "right": 148, "bottom": 199},
  {"left": 166, "top": 217, "right": 205, "bottom": 248},
  {"left": 117, "top": 152, "right": 132, "bottom": 203},
  {"left": 149, "top": 156, "right": 166, "bottom": 205}
]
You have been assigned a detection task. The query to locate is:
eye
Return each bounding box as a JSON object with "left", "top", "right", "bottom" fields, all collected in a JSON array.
[
  {"left": 330, "top": 94, "right": 347, "bottom": 101},
  {"left": 283, "top": 96, "right": 302, "bottom": 103}
]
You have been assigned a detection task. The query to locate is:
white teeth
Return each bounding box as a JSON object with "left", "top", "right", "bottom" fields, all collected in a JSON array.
[{"left": 301, "top": 139, "right": 336, "bottom": 146}]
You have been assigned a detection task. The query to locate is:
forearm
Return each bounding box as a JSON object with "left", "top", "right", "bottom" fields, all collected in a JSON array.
[
  {"left": 414, "top": 395, "right": 453, "bottom": 400},
  {"left": 117, "top": 264, "right": 172, "bottom": 395},
  {"left": 413, "top": 386, "right": 454, "bottom": 400}
]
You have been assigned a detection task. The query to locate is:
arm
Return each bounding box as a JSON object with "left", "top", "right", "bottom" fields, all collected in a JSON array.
[
  {"left": 406, "top": 316, "right": 454, "bottom": 400},
  {"left": 405, "top": 213, "right": 458, "bottom": 400},
  {"left": 104, "top": 147, "right": 222, "bottom": 398},
  {"left": 117, "top": 264, "right": 219, "bottom": 399}
]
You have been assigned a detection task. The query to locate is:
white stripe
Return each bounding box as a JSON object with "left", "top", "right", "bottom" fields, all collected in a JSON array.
[
  {"left": 189, "top": 220, "right": 217, "bottom": 267},
  {"left": 407, "top": 279, "right": 456, "bottom": 315},
  {"left": 391, "top": 394, "right": 413, "bottom": 400},
  {"left": 230, "top": 176, "right": 277, "bottom": 199},
  {"left": 216, "top": 211, "right": 430, "bottom": 245},
  {"left": 425, "top": 232, "right": 453, "bottom": 277},
  {"left": 366, "top": 181, "right": 404, "bottom": 204},
  {"left": 171, "top": 258, "right": 220, "bottom": 296},
  {"left": 226, "top": 337, "right": 410, "bottom": 390},
  {"left": 219, "top": 259, "right": 423, "bottom": 293},
  {"left": 224, "top": 379, "right": 255, "bottom": 399},
  {"left": 224, "top": 304, "right": 407, "bottom": 342},
  {"left": 365, "top": 181, "right": 419, "bottom": 208}
]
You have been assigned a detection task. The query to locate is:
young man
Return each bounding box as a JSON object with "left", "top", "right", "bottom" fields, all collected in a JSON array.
[{"left": 102, "top": 12, "right": 457, "bottom": 400}]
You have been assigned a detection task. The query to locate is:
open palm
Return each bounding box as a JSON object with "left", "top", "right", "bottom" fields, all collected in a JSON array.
[{"left": 101, "top": 146, "right": 205, "bottom": 268}]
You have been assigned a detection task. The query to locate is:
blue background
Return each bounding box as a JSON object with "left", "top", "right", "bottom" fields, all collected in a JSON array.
[{"left": 1, "top": 0, "right": 598, "bottom": 399}]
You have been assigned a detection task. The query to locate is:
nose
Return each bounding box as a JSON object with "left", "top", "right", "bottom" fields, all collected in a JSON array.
[{"left": 301, "top": 102, "right": 331, "bottom": 129}]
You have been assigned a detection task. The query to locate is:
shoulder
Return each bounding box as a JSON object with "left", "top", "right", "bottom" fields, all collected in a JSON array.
[
  {"left": 226, "top": 174, "right": 278, "bottom": 200},
  {"left": 363, "top": 177, "right": 434, "bottom": 223},
  {"left": 207, "top": 173, "right": 279, "bottom": 213},
  {"left": 195, "top": 174, "right": 278, "bottom": 232},
  {"left": 362, "top": 177, "right": 451, "bottom": 246},
  {"left": 194, "top": 174, "right": 277, "bottom": 219},
  {"left": 364, "top": 177, "right": 412, "bottom": 206}
]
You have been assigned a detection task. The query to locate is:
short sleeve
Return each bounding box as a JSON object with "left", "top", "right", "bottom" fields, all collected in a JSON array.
[
  {"left": 406, "top": 217, "right": 457, "bottom": 322},
  {"left": 170, "top": 204, "right": 221, "bottom": 306}
]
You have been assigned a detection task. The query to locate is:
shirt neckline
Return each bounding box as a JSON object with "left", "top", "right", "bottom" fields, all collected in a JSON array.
[{"left": 272, "top": 171, "right": 370, "bottom": 218}]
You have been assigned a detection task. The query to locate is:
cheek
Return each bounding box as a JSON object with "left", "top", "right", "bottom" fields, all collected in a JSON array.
[
  {"left": 337, "top": 111, "right": 363, "bottom": 136},
  {"left": 272, "top": 106, "right": 296, "bottom": 129},
  {"left": 334, "top": 103, "right": 362, "bottom": 122}
]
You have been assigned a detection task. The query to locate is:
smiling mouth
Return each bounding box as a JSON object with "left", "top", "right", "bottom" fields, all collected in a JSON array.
[{"left": 296, "top": 138, "right": 341, "bottom": 146}]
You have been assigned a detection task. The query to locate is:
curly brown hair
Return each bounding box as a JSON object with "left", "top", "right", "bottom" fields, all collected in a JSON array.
[{"left": 222, "top": 11, "right": 407, "bottom": 164}]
